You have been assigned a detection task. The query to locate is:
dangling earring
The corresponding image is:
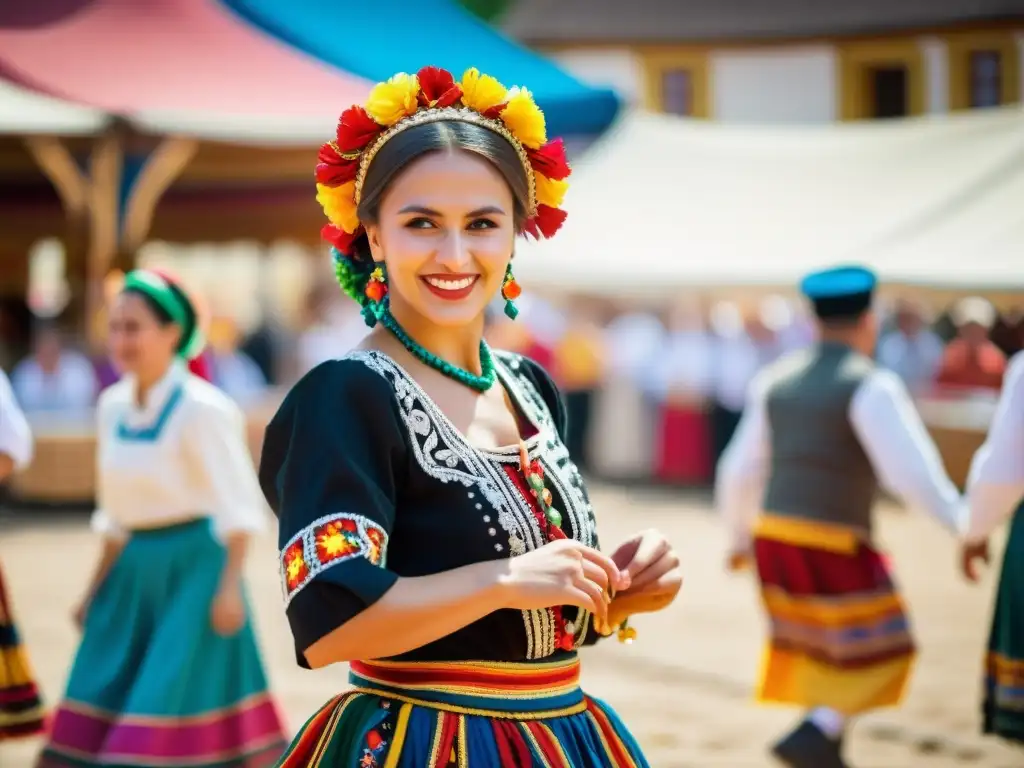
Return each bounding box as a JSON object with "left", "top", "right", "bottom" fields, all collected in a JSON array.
[
  {"left": 362, "top": 263, "right": 388, "bottom": 326},
  {"left": 501, "top": 263, "right": 521, "bottom": 320}
]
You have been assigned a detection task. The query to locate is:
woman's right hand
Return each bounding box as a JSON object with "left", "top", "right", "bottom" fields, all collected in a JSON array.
[
  {"left": 496, "top": 540, "right": 630, "bottom": 629},
  {"left": 71, "top": 597, "right": 90, "bottom": 630}
]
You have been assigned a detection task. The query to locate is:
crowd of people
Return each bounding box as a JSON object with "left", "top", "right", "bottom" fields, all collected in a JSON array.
[{"left": 3, "top": 286, "right": 1019, "bottom": 496}]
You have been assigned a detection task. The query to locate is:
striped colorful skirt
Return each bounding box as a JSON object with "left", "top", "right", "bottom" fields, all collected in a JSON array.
[
  {"left": 753, "top": 515, "right": 916, "bottom": 716},
  {"left": 0, "top": 561, "right": 46, "bottom": 740},
  {"left": 277, "top": 653, "right": 649, "bottom": 767},
  {"left": 38, "top": 519, "right": 287, "bottom": 767},
  {"left": 983, "top": 501, "right": 1024, "bottom": 744}
]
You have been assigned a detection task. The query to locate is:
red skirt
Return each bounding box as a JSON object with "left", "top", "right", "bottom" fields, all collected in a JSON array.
[
  {"left": 752, "top": 516, "right": 916, "bottom": 715},
  {"left": 655, "top": 404, "right": 711, "bottom": 484}
]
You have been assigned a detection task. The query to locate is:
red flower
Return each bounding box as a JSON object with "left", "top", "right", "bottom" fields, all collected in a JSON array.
[
  {"left": 528, "top": 139, "right": 571, "bottom": 181},
  {"left": 317, "top": 144, "right": 339, "bottom": 165},
  {"left": 523, "top": 205, "right": 568, "bottom": 240},
  {"left": 315, "top": 145, "right": 359, "bottom": 186},
  {"left": 481, "top": 103, "right": 507, "bottom": 120},
  {"left": 322, "top": 224, "right": 361, "bottom": 254},
  {"left": 417, "top": 66, "right": 462, "bottom": 108},
  {"left": 336, "top": 106, "right": 382, "bottom": 153}
]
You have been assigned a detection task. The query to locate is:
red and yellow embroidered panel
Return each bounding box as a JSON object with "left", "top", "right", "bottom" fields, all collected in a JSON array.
[{"left": 279, "top": 513, "right": 388, "bottom": 605}]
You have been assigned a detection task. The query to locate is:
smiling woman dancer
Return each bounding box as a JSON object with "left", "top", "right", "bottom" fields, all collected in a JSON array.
[
  {"left": 38, "top": 269, "right": 286, "bottom": 768},
  {"left": 260, "top": 66, "right": 683, "bottom": 767}
]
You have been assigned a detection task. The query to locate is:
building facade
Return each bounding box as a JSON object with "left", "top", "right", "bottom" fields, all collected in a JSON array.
[{"left": 502, "top": 1, "right": 1024, "bottom": 122}]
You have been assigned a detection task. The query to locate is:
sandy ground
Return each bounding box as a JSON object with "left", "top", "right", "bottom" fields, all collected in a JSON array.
[{"left": 1, "top": 487, "right": 1021, "bottom": 768}]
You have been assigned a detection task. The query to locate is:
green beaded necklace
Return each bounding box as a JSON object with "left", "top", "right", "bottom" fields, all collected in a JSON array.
[{"left": 370, "top": 298, "right": 497, "bottom": 393}]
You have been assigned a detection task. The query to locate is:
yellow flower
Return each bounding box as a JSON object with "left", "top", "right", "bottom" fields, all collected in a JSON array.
[
  {"left": 460, "top": 68, "right": 507, "bottom": 113},
  {"left": 500, "top": 87, "right": 546, "bottom": 149},
  {"left": 535, "top": 174, "right": 568, "bottom": 208},
  {"left": 365, "top": 73, "right": 420, "bottom": 126},
  {"left": 316, "top": 182, "right": 360, "bottom": 233}
]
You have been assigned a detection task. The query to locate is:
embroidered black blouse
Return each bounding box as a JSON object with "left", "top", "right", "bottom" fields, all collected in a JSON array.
[{"left": 259, "top": 350, "right": 605, "bottom": 667}]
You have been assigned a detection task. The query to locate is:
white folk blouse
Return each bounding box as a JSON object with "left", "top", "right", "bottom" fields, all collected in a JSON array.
[
  {"left": 0, "top": 369, "right": 33, "bottom": 470},
  {"left": 91, "top": 360, "right": 267, "bottom": 540},
  {"left": 964, "top": 351, "right": 1024, "bottom": 544}
]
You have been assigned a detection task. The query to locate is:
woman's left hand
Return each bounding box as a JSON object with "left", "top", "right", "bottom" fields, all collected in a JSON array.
[
  {"left": 601, "top": 529, "right": 682, "bottom": 629},
  {"left": 211, "top": 579, "right": 247, "bottom": 636}
]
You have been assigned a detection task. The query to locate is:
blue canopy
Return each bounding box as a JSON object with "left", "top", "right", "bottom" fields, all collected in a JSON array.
[{"left": 216, "top": 0, "right": 620, "bottom": 137}]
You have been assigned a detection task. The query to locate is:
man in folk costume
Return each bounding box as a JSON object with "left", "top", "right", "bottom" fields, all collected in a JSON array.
[{"left": 715, "top": 266, "right": 964, "bottom": 768}]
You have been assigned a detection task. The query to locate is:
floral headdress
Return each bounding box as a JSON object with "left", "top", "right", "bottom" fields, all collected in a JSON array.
[{"left": 315, "top": 65, "right": 572, "bottom": 258}]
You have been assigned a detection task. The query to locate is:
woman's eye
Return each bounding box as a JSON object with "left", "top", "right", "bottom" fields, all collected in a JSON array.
[
  {"left": 467, "top": 218, "right": 498, "bottom": 230},
  {"left": 405, "top": 217, "right": 436, "bottom": 230}
]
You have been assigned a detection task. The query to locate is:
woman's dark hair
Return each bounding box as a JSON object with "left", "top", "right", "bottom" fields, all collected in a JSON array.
[
  {"left": 123, "top": 282, "right": 197, "bottom": 355},
  {"left": 334, "top": 120, "right": 529, "bottom": 323}
]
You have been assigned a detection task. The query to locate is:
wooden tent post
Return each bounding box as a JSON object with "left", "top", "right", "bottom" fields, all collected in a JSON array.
[
  {"left": 120, "top": 136, "right": 199, "bottom": 256},
  {"left": 22, "top": 136, "right": 91, "bottom": 327},
  {"left": 24, "top": 128, "right": 198, "bottom": 347},
  {"left": 83, "top": 128, "right": 124, "bottom": 346}
]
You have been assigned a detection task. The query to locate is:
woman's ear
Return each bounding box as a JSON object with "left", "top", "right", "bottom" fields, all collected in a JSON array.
[
  {"left": 166, "top": 322, "right": 185, "bottom": 356},
  {"left": 365, "top": 224, "right": 384, "bottom": 263}
]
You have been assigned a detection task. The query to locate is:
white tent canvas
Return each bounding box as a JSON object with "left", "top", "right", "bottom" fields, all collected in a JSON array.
[
  {"left": 0, "top": 78, "right": 107, "bottom": 135},
  {"left": 515, "top": 106, "right": 1024, "bottom": 294},
  {"left": 128, "top": 109, "right": 337, "bottom": 147}
]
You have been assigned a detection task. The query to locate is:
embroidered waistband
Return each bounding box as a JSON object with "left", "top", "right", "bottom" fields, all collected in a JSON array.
[
  {"left": 347, "top": 654, "right": 585, "bottom": 719},
  {"left": 128, "top": 516, "right": 210, "bottom": 537},
  {"left": 756, "top": 513, "right": 868, "bottom": 555}
]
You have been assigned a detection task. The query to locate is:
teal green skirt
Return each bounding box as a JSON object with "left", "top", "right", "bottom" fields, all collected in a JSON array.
[
  {"left": 984, "top": 501, "right": 1024, "bottom": 745},
  {"left": 38, "top": 519, "right": 287, "bottom": 767}
]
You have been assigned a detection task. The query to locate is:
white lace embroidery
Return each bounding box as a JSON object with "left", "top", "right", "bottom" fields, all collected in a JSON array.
[
  {"left": 279, "top": 512, "right": 388, "bottom": 608},
  {"left": 493, "top": 352, "right": 598, "bottom": 550},
  {"left": 349, "top": 350, "right": 597, "bottom": 659}
]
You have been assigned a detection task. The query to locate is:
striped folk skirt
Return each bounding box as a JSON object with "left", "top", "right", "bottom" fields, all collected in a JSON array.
[
  {"left": 37, "top": 519, "right": 287, "bottom": 767},
  {"left": 0, "top": 562, "right": 45, "bottom": 740},
  {"left": 983, "top": 501, "right": 1024, "bottom": 745},
  {"left": 753, "top": 515, "right": 916, "bottom": 715},
  {"left": 277, "top": 653, "right": 650, "bottom": 767}
]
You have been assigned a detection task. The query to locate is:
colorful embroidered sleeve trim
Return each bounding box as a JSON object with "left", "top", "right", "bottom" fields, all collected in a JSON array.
[{"left": 279, "top": 513, "right": 389, "bottom": 606}]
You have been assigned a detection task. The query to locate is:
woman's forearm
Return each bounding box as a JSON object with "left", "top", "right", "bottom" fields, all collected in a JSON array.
[
  {"left": 85, "top": 537, "right": 126, "bottom": 601},
  {"left": 304, "top": 559, "right": 506, "bottom": 668},
  {"left": 219, "top": 532, "right": 249, "bottom": 587}
]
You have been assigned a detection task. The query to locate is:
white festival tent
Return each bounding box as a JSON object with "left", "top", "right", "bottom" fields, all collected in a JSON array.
[
  {"left": 514, "top": 105, "right": 1024, "bottom": 294},
  {"left": 0, "top": 78, "right": 108, "bottom": 135}
]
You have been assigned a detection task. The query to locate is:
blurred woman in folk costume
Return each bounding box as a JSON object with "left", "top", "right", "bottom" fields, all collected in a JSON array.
[
  {"left": 589, "top": 306, "right": 664, "bottom": 483},
  {"left": 261, "top": 65, "right": 682, "bottom": 766},
  {"left": 38, "top": 269, "right": 286, "bottom": 768},
  {"left": 716, "top": 266, "right": 964, "bottom": 768},
  {"left": 961, "top": 350, "right": 1024, "bottom": 746},
  {"left": 0, "top": 368, "right": 45, "bottom": 741},
  {"left": 551, "top": 297, "right": 605, "bottom": 475},
  {"left": 652, "top": 298, "right": 714, "bottom": 486}
]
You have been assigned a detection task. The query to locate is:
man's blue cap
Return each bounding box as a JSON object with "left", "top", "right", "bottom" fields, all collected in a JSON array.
[{"left": 799, "top": 265, "right": 877, "bottom": 320}]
